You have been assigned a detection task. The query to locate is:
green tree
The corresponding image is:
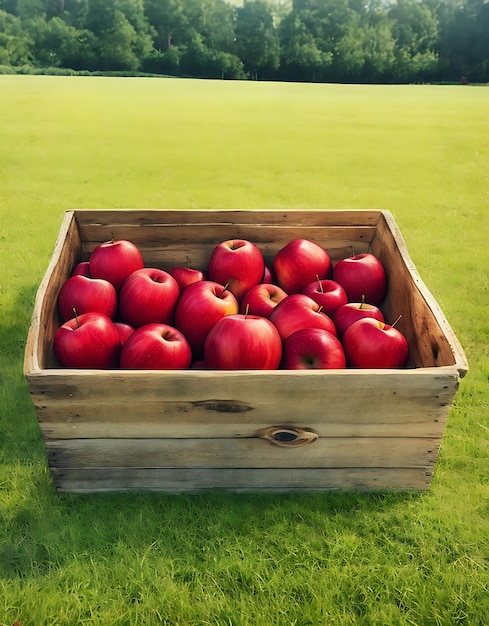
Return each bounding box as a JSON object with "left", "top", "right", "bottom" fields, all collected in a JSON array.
[
  {"left": 388, "top": 0, "right": 439, "bottom": 82},
  {"left": 143, "top": 0, "right": 189, "bottom": 51},
  {"left": 235, "top": 0, "right": 280, "bottom": 79},
  {"left": 0, "top": 8, "right": 33, "bottom": 64},
  {"left": 44, "top": 0, "right": 66, "bottom": 20},
  {"left": 31, "top": 14, "right": 97, "bottom": 69},
  {"left": 292, "top": 0, "right": 368, "bottom": 81},
  {"left": 81, "top": 0, "right": 156, "bottom": 71},
  {"left": 200, "top": 0, "right": 237, "bottom": 54},
  {"left": 141, "top": 43, "right": 181, "bottom": 74},
  {"left": 435, "top": 0, "right": 489, "bottom": 82},
  {"left": 279, "top": 11, "right": 331, "bottom": 81},
  {"left": 0, "top": 1, "right": 18, "bottom": 16},
  {"left": 51, "top": 0, "right": 86, "bottom": 27},
  {"left": 96, "top": 10, "right": 140, "bottom": 70},
  {"left": 117, "top": 0, "right": 155, "bottom": 62},
  {"left": 361, "top": 17, "right": 396, "bottom": 82},
  {"left": 180, "top": 29, "right": 245, "bottom": 78},
  {"left": 15, "top": 0, "right": 44, "bottom": 21}
]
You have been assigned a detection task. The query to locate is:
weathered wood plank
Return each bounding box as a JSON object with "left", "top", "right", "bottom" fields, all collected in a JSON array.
[
  {"left": 73, "top": 208, "right": 384, "bottom": 228},
  {"left": 33, "top": 392, "right": 452, "bottom": 425},
  {"left": 32, "top": 376, "right": 455, "bottom": 440},
  {"left": 371, "top": 212, "right": 467, "bottom": 375},
  {"left": 37, "top": 419, "right": 448, "bottom": 441},
  {"left": 45, "top": 436, "right": 439, "bottom": 470},
  {"left": 50, "top": 467, "right": 434, "bottom": 493},
  {"left": 74, "top": 209, "right": 381, "bottom": 264},
  {"left": 26, "top": 367, "right": 461, "bottom": 401},
  {"left": 78, "top": 224, "right": 377, "bottom": 248},
  {"left": 28, "top": 367, "right": 459, "bottom": 443},
  {"left": 80, "top": 239, "right": 371, "bottom": 268},
  {"left": 24, "top": 211, "right": 80, "bottom": 373}
]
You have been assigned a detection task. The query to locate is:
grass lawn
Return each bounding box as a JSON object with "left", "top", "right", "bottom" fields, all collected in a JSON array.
[{"left": 1, "top": 75, "right": 488, "bottom": 625}]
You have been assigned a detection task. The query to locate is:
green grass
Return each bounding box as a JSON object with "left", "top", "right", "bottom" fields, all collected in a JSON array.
[{"left": 1, "top": 75, "right": 488, "bottom": 625}]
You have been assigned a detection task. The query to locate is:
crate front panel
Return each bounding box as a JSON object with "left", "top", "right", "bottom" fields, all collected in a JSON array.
[{"left": 29, "top": 369, "right": 459, "bottom": 441}]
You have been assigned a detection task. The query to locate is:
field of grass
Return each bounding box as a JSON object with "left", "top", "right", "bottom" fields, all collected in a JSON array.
[{"left": 0, "top": 75, "right": 488, "bottom": 625}]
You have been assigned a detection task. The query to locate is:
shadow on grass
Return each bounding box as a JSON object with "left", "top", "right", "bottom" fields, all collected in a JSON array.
[
  {"left": 1, "top": 478, "right": 427, "bottom": 580},
  {"left": 2, "top": 285, "right": 427, "bottom": 583},
  {"left": 0, "top": 283, "right": 46, "bottom": 462}
]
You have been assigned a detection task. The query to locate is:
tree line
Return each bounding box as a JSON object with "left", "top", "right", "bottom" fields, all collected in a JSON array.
[{"left": 0, "top": 0, "right": 488, "bottom": 83}]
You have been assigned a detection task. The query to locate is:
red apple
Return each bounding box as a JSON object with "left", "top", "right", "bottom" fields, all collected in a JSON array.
[
  {"left": 333, "top": 300, "right": 385, "bottom": 338},
  {"left": 118, "top": 268, "right": 180, "bottom": 328},
  {"left": 302, "top": 278, "right": 348, "bottom": 318},
  {"left": 282, "top": 328, "right": 346, "bottom": 369},
  {"left": 57, "top": 274, "right": 117, "bottom": 322},
  {"left": 71, "top": 261, "right": 91, "bottom": 277},
  {"left": 240, "top": 283, "right": 288, "bottom": 318},
  {"left": 114, "top": 321, "right": 135, "bottom": 346},
  {"left": 89, "top": 239, "right": 144, "bottom": 291},
  {"left": 262, "top": 265, "right": 276, "bottom": 284},
  {"left": 333, "top": 253, "right": 387, "bottom": 305},
  {"left": 207, "top": 239, "right": 265, "bottom": 302},
  {"left": 53, "top": 312, "right": 121, "bottom": 369},
  {"left": 174, "top": 280, "right": 239, "bottom": 359},
  {"left": 169, "top": 260, "right": 206, "bottom": 292},
  {"left": 269, "top": 294, "right": 336, "bottom": 342},
  {"left": 272, "top": 239, "right": 332, "bottom": 294},
  {"left": 342, "top": 317, "right": 409, "bottom": 368},
  {"left": 204, "top": 314, "right": 282, "bottom": 370},
  {"left": 120, "top": 323, "right": 192, "bottom": 370}
]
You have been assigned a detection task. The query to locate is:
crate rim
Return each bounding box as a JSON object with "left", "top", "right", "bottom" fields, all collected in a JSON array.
[{"left": 24, "top": 207, "right": 468, "bottom": 380}]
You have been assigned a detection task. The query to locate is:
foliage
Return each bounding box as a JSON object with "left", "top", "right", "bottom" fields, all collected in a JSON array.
[{"left": 0, "top": 0, "right": 488, "bottom": 82}]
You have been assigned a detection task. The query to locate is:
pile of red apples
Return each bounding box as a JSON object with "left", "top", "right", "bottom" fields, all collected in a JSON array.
[{"left": 53, "top": 237, "right": 409, "bottom": 370}]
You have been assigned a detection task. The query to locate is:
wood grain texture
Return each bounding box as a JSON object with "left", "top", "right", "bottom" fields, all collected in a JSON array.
[
  {"left": 23, "top": 209, "right": 468, "bottom": 493},
  {"left": 50, "top": 467, "right": 434, "bottom": 493},
  {"left": 24, "top": 211, "right": 80, "bottom": 372},
  {"left": 45, "top": 436, "right": 439, "bottom": 470},
  {"left": 29, "top": 368, "right": 458, "bottom": 442}
]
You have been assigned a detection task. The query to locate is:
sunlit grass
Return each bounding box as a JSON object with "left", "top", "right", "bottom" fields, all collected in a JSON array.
[{"left": 1, "top": 75, "right": 488, "bottom": 625}]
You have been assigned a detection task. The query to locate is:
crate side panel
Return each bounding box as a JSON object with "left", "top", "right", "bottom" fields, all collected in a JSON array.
[
  {"left": 371, "top": 213, "right": 466, "bottom": 372},
  {"left": 51, "top": 467, "right": 433, "bottom": 493},
  {"left": 24, "top": 212, "right": 82, "bottom": 373}
]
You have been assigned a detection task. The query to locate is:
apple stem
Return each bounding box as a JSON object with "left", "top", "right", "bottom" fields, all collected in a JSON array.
[
  {"left": 317, "top": 305, "right": 324, "bottom": 314},
  {"left": 316, "top": 274, "right": 323, "bottom": 293},
  {"left": 72, "top": 307, "right": 80, "bottom": 328},
  {"left": 350, "top": 245, "right": 355, "bottom": 257},
  {"left": 218, "top": 281, "right": 231, "bottom": 297},
  {"left": 391, "top": 314, "right": 403, "bottom": 328},
  {"left": 360, "top": 295, "right": 366, "bottom": 309},
  {"left": 244, "top": 304, "right": 250, "bottom": 318}
]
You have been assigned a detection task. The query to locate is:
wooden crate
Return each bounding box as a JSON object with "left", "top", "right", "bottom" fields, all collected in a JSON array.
[{"left": 24, "top": 209, "right": 468, "bottom": 493}]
